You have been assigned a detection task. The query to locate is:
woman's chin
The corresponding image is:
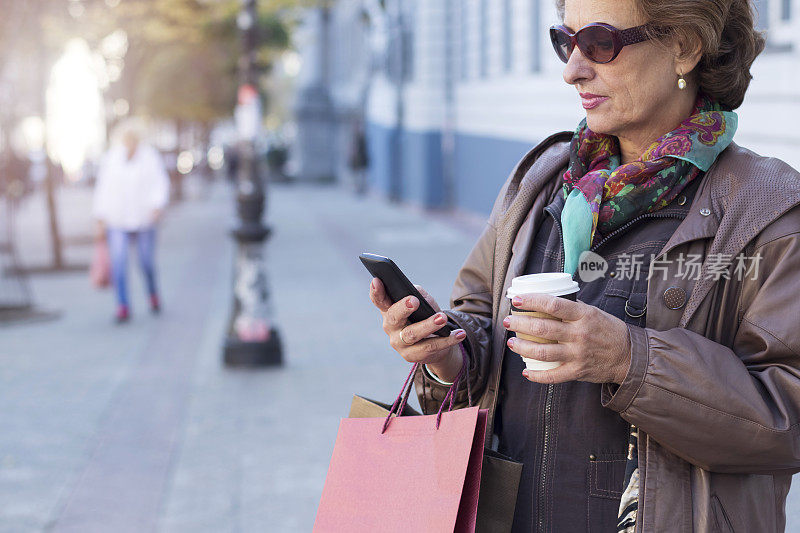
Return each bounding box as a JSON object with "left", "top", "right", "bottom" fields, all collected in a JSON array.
[{"left": 584, "top": 114, "right": 616, "bottom": 136}]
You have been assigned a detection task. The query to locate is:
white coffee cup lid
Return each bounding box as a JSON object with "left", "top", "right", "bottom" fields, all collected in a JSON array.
[{"left": 506, "top": 272, "right": 579, "bottom": 299}]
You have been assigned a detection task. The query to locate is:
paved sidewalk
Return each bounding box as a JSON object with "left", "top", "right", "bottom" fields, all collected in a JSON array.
[
  {"left": 1, "top": 179, "right": 798, "bottom": 531},
  {"left": 0, "top": 179, "right": 484, "bottom": 532}
]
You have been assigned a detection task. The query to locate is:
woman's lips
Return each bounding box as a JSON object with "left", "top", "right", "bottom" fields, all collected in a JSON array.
[{"left": 580, "top": 93, "right": 609, "bottom": 109}]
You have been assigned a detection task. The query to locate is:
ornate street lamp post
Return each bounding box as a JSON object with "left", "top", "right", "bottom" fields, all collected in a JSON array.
[{"left": 223, "top": 0, "right": 282, "bottom": 366}]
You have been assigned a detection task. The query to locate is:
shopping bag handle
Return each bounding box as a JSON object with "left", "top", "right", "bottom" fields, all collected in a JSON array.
[{"left": 382, "top": 342, "right": 472, "bottom": 433}]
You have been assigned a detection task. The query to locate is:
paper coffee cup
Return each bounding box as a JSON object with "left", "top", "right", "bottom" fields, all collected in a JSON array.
[{"left": 506, "top": 273, "right": 579, "bottom": 371}]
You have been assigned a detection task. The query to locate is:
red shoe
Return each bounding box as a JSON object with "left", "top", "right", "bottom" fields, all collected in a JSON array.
[
  {"left": 150, "top": 294, "right": 161, "bottom": 314},
  {"left": 115, "top": 306, "right": 130, "bottom": 324}
]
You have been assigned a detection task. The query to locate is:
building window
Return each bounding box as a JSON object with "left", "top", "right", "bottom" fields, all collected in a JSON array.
[
  {"left": 401, "top": 2, "right": 415, "bottom": 81},
  {"left": 503, "top": 0, "right": 513, "bottom": 72},
  {"left": 480, "top": 0, "right": 488, "bottom": 78},
  {"left": 530, "top": 0, "right": 541, "bottom": 72},
  {"left": 756, "top": 0, "right": 794, "bottom": 51},
  {"left": 753, "top": 0, "right": 770, "bottom": 30},
  {"left": 444, "top": 0, "right": 455, "bottom": 101},
  {"left": 460, "top": 0, "right": 469, "bottom": 80}
]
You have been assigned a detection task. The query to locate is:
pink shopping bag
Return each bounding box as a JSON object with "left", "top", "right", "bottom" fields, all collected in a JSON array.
[
  {"left": 90, "top": 237, "right": 111, "bottom": 289},
  {"left": 314, "top": 353, "right": 487, "bottom": 533}
]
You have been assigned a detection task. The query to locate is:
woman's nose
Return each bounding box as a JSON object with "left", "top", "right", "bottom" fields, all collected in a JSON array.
[{"left": 562, "top": 46, "right": 595, "bottom": 86}]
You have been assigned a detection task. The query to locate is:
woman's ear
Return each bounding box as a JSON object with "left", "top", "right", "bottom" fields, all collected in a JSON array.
[{"left": 674, "top": 37, "right": 703, "bottom": 76}]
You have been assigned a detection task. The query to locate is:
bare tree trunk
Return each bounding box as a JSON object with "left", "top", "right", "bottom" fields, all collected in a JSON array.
[
  {"left": 36, "top": 8, "right": 63, "bottom": 270},
  {"left": 44, "top": 162, "right": 63, "bottom": 268}
]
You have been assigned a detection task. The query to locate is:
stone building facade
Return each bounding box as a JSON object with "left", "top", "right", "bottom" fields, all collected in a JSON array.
[{"left": 293, "top": 0, "right": 800, "bottom": 215}]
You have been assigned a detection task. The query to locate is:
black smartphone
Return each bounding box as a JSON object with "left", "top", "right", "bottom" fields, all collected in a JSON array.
[{"left": 360, "top": 253, "right": 453, "bottom": 337}]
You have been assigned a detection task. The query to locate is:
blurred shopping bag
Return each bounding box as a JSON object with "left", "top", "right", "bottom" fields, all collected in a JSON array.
[
  {"left": 90, "top": 237, "right": 111, "bottom": 289},
  {"left": 315, "top": 347, "right": 521, "bottom": 533},
  {"left": 346, "top": 396, "right": 522, "bottom": 533}
]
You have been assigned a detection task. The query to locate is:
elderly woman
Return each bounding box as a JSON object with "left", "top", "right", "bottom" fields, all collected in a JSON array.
[
  {"left": 93, "top": 121, "right": 170, "bottom": 323},
  {"left": 369, "top": 0, "right": 800, "bottom": 531}
]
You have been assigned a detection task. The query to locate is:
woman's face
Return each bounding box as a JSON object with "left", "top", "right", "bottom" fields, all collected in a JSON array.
[{"left": 561, "top": 0, "right": 689, "bottom": 145}]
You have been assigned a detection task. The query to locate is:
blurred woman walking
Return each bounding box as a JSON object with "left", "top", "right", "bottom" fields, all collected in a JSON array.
[{"left": 92, "top": 120, "right": 170, "bottom": 323}]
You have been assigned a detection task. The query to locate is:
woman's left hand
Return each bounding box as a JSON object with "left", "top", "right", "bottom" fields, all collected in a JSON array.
[{"left": 504, "top": 293, "right": 632, "bottom": 385}]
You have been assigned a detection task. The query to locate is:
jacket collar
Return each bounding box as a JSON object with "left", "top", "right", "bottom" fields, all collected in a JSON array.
[
  {"left": 660, "top": 164, "right": 721, "bottom": 256},
  {"left": 491, "top": 133, "right": 572, "bottom": 315},
  {"left": 677, "top": 142, "right": 800, "bottom": 326}
]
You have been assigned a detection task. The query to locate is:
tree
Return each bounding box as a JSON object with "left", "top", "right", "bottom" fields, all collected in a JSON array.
[{"left": 77, "top": 0, "right": 296, "bottom": 124}]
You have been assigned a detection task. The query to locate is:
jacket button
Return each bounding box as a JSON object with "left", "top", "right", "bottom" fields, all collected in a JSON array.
[
  {"left": 677, "top": 195, "right": 687, "bottom": 206},
  {"left": 589, "top": 454, "right": 597, "bottom": 461},
  {"left": 663, "top": 286, "right": 687, "bottom": 310},
  {"left": 609, "top": 271, "right": 616, "bottom": 278},
  {"left": 699, "top": 207, "right": 711, "bottom": 216}
]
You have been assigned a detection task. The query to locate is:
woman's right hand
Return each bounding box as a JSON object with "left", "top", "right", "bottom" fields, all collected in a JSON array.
[{"left": 369, "top": 277, "right": 466, "bottom": 382}]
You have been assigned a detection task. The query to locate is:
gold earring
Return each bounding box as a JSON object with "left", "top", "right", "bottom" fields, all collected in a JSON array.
[{"left": 678, "top": 73, "right": 687, "bottom": 90}]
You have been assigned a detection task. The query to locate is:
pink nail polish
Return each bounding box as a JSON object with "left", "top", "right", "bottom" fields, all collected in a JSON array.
[
  {"left": 503, "top": 316, "right": 511, "bottom": 328},
  {"left": 512, "top": 296, "right": 523, "bottom": 307}
]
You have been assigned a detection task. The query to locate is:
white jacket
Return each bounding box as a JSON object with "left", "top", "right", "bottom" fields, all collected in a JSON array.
[{"left": 92, "top": 144, "right": 170, "bottom": 230}]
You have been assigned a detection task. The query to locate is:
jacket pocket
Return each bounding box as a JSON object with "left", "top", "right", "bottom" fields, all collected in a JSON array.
[
  {"left": 711, "top": 494, "right": 735, "bottom": 533},
  {"left": 588, "top": 454, "right": 627, "bottom": 499},
  {"left": 587, "top": 454, "right": 627, "bottom": 533}
]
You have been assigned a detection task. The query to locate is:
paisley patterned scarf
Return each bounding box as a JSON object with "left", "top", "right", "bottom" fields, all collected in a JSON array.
[{"left": 560, "top": 93, "right": 737, "bottom": 275}]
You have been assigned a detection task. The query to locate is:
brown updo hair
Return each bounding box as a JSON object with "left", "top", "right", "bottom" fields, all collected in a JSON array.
[{"left": 555, "top": 0, "right": 766, "bottom": 110}]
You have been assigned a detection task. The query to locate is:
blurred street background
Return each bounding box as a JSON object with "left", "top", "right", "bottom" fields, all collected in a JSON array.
[{"left": 1, "top": 0, "right": 799, "bottom": 532}]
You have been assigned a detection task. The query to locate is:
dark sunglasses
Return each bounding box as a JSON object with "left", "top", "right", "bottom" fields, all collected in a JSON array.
[{"left": 549, "top": 22, "right": 650, "bottom": 64}]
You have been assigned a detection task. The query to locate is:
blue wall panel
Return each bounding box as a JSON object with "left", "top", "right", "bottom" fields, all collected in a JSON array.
[
  {"left": 367, "top": 121, "right": 444, "bottom": 208},
  {"left": 453, "top": 133, "right": 533, "bottom": 216},
  {"left": 366, "top": 122, "right": 394, "bottom": 198},
  {"left": 401, "top": 129, "right": 444, "bottom": 208},
  {"left": 367, "top": 121, "right": 537, "bottom": 216}
]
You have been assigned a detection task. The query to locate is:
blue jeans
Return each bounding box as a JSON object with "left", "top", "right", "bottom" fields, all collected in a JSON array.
[{"left": 107, "top": 228, "right": 158, "bottom": 308}]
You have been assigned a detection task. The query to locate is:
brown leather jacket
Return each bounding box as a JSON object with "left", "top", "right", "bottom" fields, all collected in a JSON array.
[{"left": 415, "top": 133, "right": 800, "bottom": 532}]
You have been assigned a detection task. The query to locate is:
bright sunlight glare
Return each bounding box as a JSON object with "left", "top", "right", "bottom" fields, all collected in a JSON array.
[{"left": 47, "top": 39, "right": 106, "bottom": 177}]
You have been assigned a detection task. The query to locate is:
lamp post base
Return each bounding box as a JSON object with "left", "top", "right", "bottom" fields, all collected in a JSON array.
[{"left": 223, "top": 328, "right": 283, "bottom": 367}]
